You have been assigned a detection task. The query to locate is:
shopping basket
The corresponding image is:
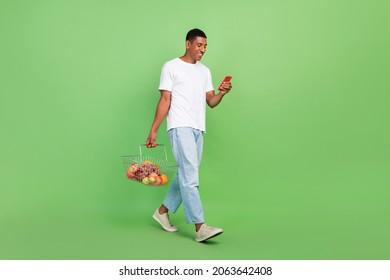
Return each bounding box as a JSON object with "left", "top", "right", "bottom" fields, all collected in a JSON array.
[{"left": 122, "top": 144, "right": 177, "bottom": 187}]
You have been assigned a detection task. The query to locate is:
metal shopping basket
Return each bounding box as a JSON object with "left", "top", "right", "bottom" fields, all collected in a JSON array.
[{"left": 122, "top": 144, "right": 177, "bottom": 187}]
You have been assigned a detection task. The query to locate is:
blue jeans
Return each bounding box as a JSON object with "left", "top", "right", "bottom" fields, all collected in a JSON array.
[{"left": 163, "top": 127, "right": 204, "bottom": 224}]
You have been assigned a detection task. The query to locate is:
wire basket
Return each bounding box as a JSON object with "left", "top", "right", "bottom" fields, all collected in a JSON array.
[{"left": 122, "top": 144, "right": 177, "bottom": 187}]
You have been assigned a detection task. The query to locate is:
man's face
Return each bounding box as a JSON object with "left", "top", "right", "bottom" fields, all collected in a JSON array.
[{"left": 186, "top": 36, "right": 207, "bottom": 61}]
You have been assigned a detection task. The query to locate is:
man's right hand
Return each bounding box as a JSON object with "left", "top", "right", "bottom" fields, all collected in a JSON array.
[{"left": 146, "top": 131, "right": 158, "bottom": 148}]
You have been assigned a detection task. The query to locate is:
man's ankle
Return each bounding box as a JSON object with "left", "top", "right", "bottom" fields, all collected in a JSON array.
[
  {"left": 195, "top": 223, "right": 204, "bottom": 232},
  {"left": 158, "top": 205, "right": 168, "bottom": 215}
]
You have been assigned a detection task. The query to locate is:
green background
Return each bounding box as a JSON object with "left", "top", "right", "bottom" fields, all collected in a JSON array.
[{"left": 1, "top": 0, "right": 389, "bottom": 259}]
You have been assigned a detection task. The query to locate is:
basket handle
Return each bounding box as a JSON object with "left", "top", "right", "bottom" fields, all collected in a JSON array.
[{"left": 139, "top": 144, "right": 168, "bottom": 161}]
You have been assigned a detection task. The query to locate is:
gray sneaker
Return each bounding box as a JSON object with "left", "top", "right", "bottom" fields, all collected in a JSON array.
[
  {"left": 195, "top": 224, "right": 223, "bottom": 242},
  {"left": 152, "top": 209, "right": 178, "bottom": 232}
]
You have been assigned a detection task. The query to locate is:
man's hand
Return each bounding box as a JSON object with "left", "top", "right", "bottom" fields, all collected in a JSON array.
[
  {"left": 219, "top": 81, "right": 232, "bottom": 95},
  {"left": 206, "top": 81, "right": 233, "bottom": 108},
  {"left": 146, "top": 131, "right": 158, "bottom": 148}
]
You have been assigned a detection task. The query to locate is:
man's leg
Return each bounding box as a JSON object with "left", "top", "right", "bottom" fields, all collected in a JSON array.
[
  {"left": 165, "top": 127, "right": 204, "bottom": 224},
  {"left": 155, "top": 127, "right": 223, "bottom": 241},
  {"left": 161, "top": 176, "right": 181, "bottom": 214}
]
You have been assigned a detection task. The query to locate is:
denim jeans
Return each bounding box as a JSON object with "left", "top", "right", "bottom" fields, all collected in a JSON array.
[{"left": 163, "top": 127, "right": 204, "bottom": 224}]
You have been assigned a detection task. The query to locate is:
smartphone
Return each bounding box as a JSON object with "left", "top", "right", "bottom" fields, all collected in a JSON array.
[{"left": 218, "top": 75, "right": 232, "bottom": 91}]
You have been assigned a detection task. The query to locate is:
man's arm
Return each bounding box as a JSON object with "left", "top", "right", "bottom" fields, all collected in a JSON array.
[
  {"left": 206, "top": 82, "right": 232, "bottom": 108},
  {"left": 146, "top": 90, "right": 172, "bottom": 147}
]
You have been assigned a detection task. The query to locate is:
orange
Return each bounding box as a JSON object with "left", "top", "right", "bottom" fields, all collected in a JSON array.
[{"left": 160, "top": 174, "right": 168, "bottom": 185}]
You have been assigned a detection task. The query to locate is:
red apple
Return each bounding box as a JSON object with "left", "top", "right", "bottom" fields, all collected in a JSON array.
[
  {"left": 128, "top": 163, "right": 139, "bottom": 173},
  {"left": 154, "top": 176, "right": 162, "bottom": 186},
  {"left": 126, "top": 170, "right": 135, "bottom": 179}
]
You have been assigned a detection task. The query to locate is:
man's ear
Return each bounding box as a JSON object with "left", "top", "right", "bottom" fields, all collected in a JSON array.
[{"left": 185, "top": 40, "right": 191, "bottom": 49}]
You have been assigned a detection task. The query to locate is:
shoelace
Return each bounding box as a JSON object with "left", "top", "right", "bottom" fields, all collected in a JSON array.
[{"left": 203, "top": 224, "right": 216, "bottom": 231}]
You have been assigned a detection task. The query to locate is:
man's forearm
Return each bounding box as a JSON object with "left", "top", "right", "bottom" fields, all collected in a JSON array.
[{"left": 207, "top": 91, "right": 226, "bottom": 108}]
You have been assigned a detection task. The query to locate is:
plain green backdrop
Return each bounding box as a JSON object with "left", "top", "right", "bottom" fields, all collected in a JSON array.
[{"left": 1, "top": 0, "right": 389, "bottom": 259}]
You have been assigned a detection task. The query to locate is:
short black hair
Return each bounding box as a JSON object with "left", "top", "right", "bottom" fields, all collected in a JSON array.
[{"left": 186, "top": 28, "right": 207, "bottom": 42}]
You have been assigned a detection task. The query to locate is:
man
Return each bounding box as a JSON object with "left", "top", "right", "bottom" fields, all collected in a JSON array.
[{"left": 146, "top": 28, "right": 232, "bottom": 242}]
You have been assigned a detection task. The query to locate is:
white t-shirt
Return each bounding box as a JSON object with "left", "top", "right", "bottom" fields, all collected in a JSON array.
[{"left": 159, "top": 58, "right": 214, "bottom": 132}]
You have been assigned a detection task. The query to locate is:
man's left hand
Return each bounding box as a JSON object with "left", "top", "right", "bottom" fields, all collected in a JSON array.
[{"left": 220, "top": 82, "right": 232, "bottom": 95}]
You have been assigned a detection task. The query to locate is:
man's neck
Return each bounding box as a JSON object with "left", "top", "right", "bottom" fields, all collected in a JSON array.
[{"left": 179, "top": 55, "right": 196, "bottom": 64}]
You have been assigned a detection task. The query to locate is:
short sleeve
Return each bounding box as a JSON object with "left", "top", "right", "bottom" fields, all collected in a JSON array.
[
  {"left": 206, "top": 68, "right": 214, "bottom": 92},
  {"left": 159, "top": 63, "right": 174, "bottom": 91}
]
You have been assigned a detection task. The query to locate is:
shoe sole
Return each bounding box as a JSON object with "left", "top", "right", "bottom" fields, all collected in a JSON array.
[
  {"left": 152, "top": 213, "right": 178, "bottom": 232},
  {"left": 195, "top": 229, "right": 223, "bottom": 242}
]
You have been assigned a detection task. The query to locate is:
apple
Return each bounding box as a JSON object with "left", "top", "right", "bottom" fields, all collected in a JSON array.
[
  {"left": 154, "top": 176, "right": 162, "bottom": 185},
  {"left": 148, "top": 172, "right": 158, "bottom": 183},
  {"left": 126, "top": 170, "right": 135, "bottom": 179},
  {"left": 129, "top": 163, "right": 139, "bottom": 173}
]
